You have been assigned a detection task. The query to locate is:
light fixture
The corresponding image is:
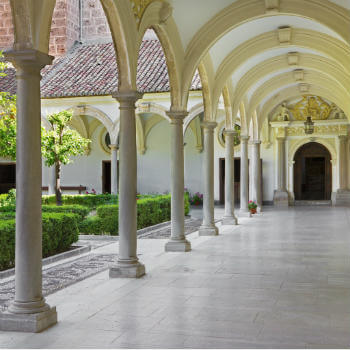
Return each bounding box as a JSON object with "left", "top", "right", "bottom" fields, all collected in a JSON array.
[{"left": 304, "top": 116, "right": 314, "bottom": 134}]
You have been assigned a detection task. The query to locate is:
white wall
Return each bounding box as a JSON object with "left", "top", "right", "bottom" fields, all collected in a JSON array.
[
  {"left": 184, "top": 127, "right": 203, "bottom": 195},
  {"left": 137, "top": 120, "right": 171, "bottom": 194}
]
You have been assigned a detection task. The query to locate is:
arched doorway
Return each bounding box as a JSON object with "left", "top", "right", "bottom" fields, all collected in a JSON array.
[{"left": 294, "top": 142, "right": 332, "bottom": 200}]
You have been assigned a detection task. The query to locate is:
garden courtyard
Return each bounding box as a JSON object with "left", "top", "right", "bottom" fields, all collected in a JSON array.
[{"left": 1, "top": 205, "right": 350, "bottom": 349}]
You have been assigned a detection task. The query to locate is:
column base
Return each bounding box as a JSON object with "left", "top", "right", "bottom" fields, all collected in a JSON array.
[
  {"left": 334, "top": 189, "right": 350, "bottom": 206},
  {"left": 0, "top": 306, "right": 57, "bottom": 333},
  {"left": 239, "top": 209, "right": 252, "bottom": 217},
  {"left": 273, "top": 190, "right": 289, "bottom": 207},
  {"left": 165, "top": 239, "right": 191, "bottom": 252},
  {"left": 198, "top": 225, "right": 219, "bottom": 236},
  {"left": 109, "top": 260, "right": 145, "bottom": 278},
  {"left": 222, "top": 215, "right": 238, "bottom": 225}
]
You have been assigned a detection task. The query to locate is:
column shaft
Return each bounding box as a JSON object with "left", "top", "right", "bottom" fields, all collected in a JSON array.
[
  {"left": 274, "top": 137, "right": 288, "bottom": 206},
  {"left": 0, "top": 49, "right": 57, "bottom": 333},
  {"left": 240, "top": 136, "right": 249, "bottom": 213},
  {"left": 222, "top": 129, "right": 238, "bottom": 225},
  {"left": 110, "top": 144, "right": 118, "bottom": 195},
  {"left": 199, "top": 122, "right": 218, "bottom": 236},
  {"left": 110, "top": 91, "right": 145, "bottom": 278},
  {"left": 251, "top": 141, "right": 262, "bottom": 212},
  {"left": 277, "top": 138, "right": 286, "bottom": 191},
  {"left": 338, "top": 136, "right": 348, "bottom": 191},
  {"left": 165, "top": 111, "right": 191, "bottom": 252}
]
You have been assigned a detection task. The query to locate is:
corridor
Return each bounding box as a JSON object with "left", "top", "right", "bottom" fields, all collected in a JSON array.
[{"left": 1, "top": 206, "right": 350, "bottom": 348}]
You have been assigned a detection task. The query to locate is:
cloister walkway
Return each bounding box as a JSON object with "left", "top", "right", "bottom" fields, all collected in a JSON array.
[{"left": 1, "top": 206, "right": 350, "bottom": 348}]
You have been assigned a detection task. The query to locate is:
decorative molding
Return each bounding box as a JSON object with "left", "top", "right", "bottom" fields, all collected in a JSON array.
[
  {"left": 130, "top": 0, "right": 163, "bottom": 24},
  {"left": 293, "top": 69, "right": 304, "bottom": 81},
  {"left": 264, "top": 0, "right": 279, "bottom": 13},
  {"left": 287, "top": 52, "right": 299, "bottom": 65},
  {"left": 277, "top": 26, "right": 292, "bottom": 44},
  {"left": 298, "top": 83, "right": 309, "bottom": 93}
]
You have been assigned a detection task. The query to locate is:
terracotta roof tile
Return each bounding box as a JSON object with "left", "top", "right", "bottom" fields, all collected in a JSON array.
[{"left": 0, "top": 40, "right": 202, "bottom": 98}]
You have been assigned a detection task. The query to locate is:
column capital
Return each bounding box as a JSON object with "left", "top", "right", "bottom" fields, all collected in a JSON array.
[
  {"left": 240, "top": 135, "right": 250, "bottom": 142},
  {"left": 112, "top": 90, "right": 143, "bottom": 107},
  {"left": 338, "top": 135, "right": 348, "bottom": 142},
  {"left": 4, "top": 49, "right": 53, "bottom": 74},
  {"left": 223, "top": 129, "right": 237, "bottom": 136},
  {"left": 250, "top": 140, "right": 262, "bottom": 145},
  {"left": 276, "top": 136, "right": 286, "bottom": 142},
  {"left": 110, "top": 143, "right": 118, "bottom": 151},
  {"left": 166, "top": 110, "right": 188, "bottom": 125},
  {"left": 201, "top": 121, "right": 217, "bottom": 130}
]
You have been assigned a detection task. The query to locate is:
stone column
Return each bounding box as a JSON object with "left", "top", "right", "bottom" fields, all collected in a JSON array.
[
  {"left": 338, "top": 135, "right": 348, "bottom": 191},
  {"left": 48, "top": 165, "right": 56, "bottom": 195},
  {"left": 251, "top": 140, "right": 262, "bottom": 212},
  {"left": 199, "top": 122, "right": 218, "bottom": 236},
  {"left": 110, "top": 143, "right": 118, "bottom": 195},
  {"left": 0, "top": 50, "right": 57, "bottom": 333},
  {"left": 222, "top": 129, "right": 238, "bottom": 225},
  {"left": 240, "top": 135, "right": 250, "bottom": 214},
  {"left": 273, "top": 137, "right": 288, "bottom": 206},
  {"left": 110, "top": 91, "right": 145, "bottom": 278},
  {"left": 165, "top": 111, "right": 191, "bottom": 252}
]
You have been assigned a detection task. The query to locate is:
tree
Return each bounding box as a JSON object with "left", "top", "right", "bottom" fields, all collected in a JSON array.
[
  {"left": 0, "top": 92, "right": 16, "bottom": 160},
  {"left": 41, "top": 110, "right": 91, "bottom": 206},
  {"left": 0, "top": 51, "right": 17, "bottom": 160}
]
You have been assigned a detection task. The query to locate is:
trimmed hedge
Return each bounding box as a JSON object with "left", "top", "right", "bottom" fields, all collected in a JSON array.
[
  {"left": 0, "top": 204, "right": 89, "bottom": 222},
  {"left": 0, "top": 212, "right": 79, "bottom": 271},
  {"left": 42, "top": 194, "right": 118, "bottom": 208},
  {"left": 42, "top": 204, "right": 89, "bottom": 221},
  {"left": 79, "top": 194, "right": 190, "bottom": 236}
]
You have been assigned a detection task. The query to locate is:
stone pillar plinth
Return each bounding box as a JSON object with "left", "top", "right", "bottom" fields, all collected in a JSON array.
[
  {"left": 110, "top": 91, "right": 145, "bottom": 277},
  {"left": 240, "top": 135, "right": 250, "bottom": 215},
  {"left": 251, "top": 140, "right": 262, "bottom": 212},
  {"left": 222, "top": 129, "right": 238, "bottom": 225},
  {"left": 274, "top": 137, "right": 288, "bottom": 206},
  {"left": 0, "top": 49, "right": 57, "bottom": 333},
  {"left": 199, "top": 121, "right": 219, "bottom": 236},
  {"left": 110, "top": 143, "right": 118, "bottom": 195},
  {"left": 165, "top": 111, "right": 191, "bottom": 252}
]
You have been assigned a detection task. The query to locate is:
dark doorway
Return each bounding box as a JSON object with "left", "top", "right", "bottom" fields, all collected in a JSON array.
[
  {"left": 0, "top": 163, "right": 16, "bottom": 194},
  {"left": 294, "top": 142, "right": 331, "bottom": 200},
  {"left": 219, "top": 158, "right": 241, "bottom": 204},
  {"left": 102, "top": 161, "right": 111, "bottom": 194}
]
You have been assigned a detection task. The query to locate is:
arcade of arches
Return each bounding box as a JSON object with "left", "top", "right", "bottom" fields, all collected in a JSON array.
[{"left": 0, "top": 0, "right": 349, "bottom": 340}]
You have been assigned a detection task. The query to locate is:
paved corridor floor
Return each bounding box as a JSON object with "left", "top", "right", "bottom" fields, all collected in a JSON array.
[{"left": 1, "top": 206, "right": 350, "bottom": 348}]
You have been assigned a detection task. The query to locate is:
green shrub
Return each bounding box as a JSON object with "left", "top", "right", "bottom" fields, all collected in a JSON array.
[
  {"left": 78, "top": 216, "right": 105, "bottom": 235},
  {"left": 96, "top": 204, "right": 119, "bottom": 235},
  {"left": 42, "top": 213, "right": 79, "bottom": 257},
  {"left": 42, "top": 194, "right": 118, "bottom": 208},
  {"left": 0, "top": 205, "right": 15, "bottom": 212},
  {"left": 0, "top": 212, "right": 79, "bottom": 271},
  {"left": 0, "top": 219, "right": 15, "bottom": 270},
  {"left": 0, "top": 212, "right": 15, "bottom": 220},
  {"left": 0, "top": 193, "right": 7, "bottom": 206},
  {"left": 42, "top": 204, "right": 89, "bottom": 221}
]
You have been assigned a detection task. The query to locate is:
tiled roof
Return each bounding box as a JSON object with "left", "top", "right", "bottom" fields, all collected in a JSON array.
[{"left": 0, "top": 40, "right": 202, "bottom": 98}]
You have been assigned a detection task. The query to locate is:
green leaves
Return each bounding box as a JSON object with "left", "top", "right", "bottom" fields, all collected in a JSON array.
[
  {"left": 0, "top": 92, "right": 17, "bottom": 160},
  {"left": 41, "top": 110, "right": 91, "bottom": 167}
]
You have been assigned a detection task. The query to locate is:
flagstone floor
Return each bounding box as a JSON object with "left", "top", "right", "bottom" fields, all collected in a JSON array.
[{"left": 1, "top": 206, "right": 350, "bottom": 348}]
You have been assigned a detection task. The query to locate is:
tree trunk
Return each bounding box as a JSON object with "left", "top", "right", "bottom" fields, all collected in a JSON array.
[{"left": 55, "top": 162, "right": 62, "bottom": 206}]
